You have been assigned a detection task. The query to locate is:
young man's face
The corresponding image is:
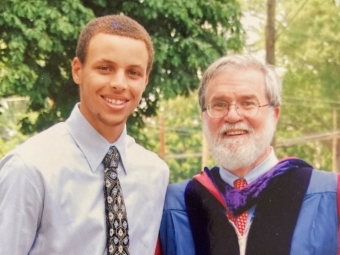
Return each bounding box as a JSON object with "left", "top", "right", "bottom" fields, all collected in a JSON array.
[{"left": 72, "top": 33, "right": 149, "bottom": 142}]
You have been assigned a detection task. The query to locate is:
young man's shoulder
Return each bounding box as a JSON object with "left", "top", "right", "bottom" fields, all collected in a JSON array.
[
  {"left": 14, "top": 122, "right": 70, "bottom": 153},
  {"left": 1, "top": 122, "right": 74, "bottom": 170},
  {"left": 0, "top": 122, "right": 77, "bottom": 192}
]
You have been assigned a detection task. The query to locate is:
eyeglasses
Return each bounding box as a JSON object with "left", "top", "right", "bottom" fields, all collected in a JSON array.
[{"left": 202, "top": 100, "right": 271, "bottom": 118}]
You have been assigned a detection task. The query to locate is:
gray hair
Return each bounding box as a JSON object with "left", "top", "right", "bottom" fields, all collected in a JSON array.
[{"left": 198, "top": 54, "right": 282, "bottom": 110}]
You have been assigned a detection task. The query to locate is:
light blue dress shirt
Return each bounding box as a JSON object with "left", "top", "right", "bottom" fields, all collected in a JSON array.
[{"left": 0, "top": 104, "right": 169, "bottom": 255}]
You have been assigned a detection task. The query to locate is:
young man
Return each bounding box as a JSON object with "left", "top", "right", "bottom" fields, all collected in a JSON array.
[
  {"left": 0, "top": 15, "right": 169, "bottom": 255},
  {"left": 160, "top": 54, "right": 338, "bottom": 255}
]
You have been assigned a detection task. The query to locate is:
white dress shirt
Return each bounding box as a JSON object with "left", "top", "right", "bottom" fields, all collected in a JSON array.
[
  {"left": 218, "top": 149, "right": 278, "bottom": 255},
  {"left": 0, "top": 104, "right": 169, "bottom": 255}
]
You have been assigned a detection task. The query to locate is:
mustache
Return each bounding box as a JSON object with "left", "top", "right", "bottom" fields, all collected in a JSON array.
[{"left": 218, "top": 123, "right": 254, "bottom": 135}]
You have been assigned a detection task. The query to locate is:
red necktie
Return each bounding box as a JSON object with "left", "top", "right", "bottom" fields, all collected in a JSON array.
[{"left": 233, "top": 179, "right": 248, "bottom": 235}]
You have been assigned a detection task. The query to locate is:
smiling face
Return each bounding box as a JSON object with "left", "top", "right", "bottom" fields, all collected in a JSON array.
[
  {"left": 72, "top": 33, "right": 149, "bottom": 142},
  {"left": 202, "top": 68, "right": 280, "bottom": 176}
]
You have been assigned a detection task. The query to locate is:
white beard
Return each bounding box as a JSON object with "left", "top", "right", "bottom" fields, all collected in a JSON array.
[{"left": 203, "top": 111, "right": 277, "bottom": 172}]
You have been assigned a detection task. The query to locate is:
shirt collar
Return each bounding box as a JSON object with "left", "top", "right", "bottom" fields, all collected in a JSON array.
[
  {"left": 219, "top": 147, "right": 278, "bottom": 186},
  {"left": 65, "top": 104, "right": 128, "bottom": 173},
  {"left": 110, "top": 129, "right": 128, "bottom": 174}
]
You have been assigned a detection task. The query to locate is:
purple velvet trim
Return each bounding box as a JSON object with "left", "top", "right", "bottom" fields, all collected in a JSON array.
[{"left": 223, "top": 158, "right": 312, "bottom": 215}]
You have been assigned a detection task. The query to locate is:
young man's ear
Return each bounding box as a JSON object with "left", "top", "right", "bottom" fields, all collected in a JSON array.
[
  {"left": 72, "top": 57, "right": 83, "bottom": 85},
  {"left": 140, "top": 74, "right": 149, "bottom": 94},
  {"left": 145, "top": 76, "right": 149, "bottom": 86}
]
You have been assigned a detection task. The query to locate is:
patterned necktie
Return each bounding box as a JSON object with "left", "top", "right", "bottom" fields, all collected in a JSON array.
[
  {"left": 103, "top": 146, "right": 129, "bottom": 255},
  {"left": 233, "top": 179, "right": 248, "bottom": 235}
]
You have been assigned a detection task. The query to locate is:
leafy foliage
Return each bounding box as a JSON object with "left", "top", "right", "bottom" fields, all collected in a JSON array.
[
  {"left": 139, "top": 93, "right": 216, "bottom": 183},
  {"left": 156, "top": 0, "right": 340, "bottom": 177},
  {"left": 275, "top": 0, "right": 340, "bottom": 170},
  {"left": 0, "top": 98, "right": 32, "bottom": 157},
  {"left": 236, "top": 0, "right": 340, "bottom": 171},
  {"left": 0, "top": 0, "right": 244, "bottom": 136},
  {"left": 0, "top": 0, "right": 95, "bottom": 133}
]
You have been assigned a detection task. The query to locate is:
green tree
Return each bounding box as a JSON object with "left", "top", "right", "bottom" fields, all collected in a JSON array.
[
  {"left": 0, "top": 0, "right": 244, "bottom": 137},
  {"left": 275, "top": 0, "right": 340, "bottom": 170},
  {"left": 0, "top": 98, "right": 32, "bottom": 157},
  {"left": 241, "top": 0, "right": 340, "bottom": 170},
  {"left": 139, "top": 92, "right": 216, "bottom": 183},
  {"left": 0, "top": 0, "right": 94, "bottom": 133}
]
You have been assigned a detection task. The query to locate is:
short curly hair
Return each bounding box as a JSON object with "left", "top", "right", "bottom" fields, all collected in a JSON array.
[{"left": 76, "top": 14, "right": 154, "bottom": 74}]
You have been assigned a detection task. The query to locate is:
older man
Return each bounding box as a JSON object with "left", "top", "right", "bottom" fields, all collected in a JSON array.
[{"left": 159, "top": 54, "right": 338, "bottom": 255}]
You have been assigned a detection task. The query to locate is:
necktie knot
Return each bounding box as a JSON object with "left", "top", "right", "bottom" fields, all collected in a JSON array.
[
  {"left": 232, "top": 178, "right": 248, "bottom": 235},
  {"left": 234, "top": 178, "right": 247, "bottom": 189},
  {"left": 103, "top": 146, "right": 120, "bottom": 169}
]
